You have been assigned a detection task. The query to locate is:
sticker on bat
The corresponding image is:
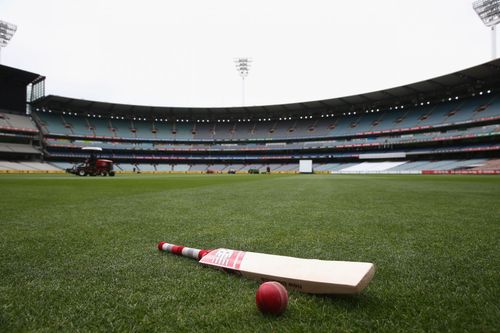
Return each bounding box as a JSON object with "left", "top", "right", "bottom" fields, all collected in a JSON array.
[{"left": 199, "top": 249, "right": 246, "bottom": 270}]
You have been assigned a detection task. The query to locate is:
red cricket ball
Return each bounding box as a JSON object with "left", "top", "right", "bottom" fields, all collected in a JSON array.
[{"left": 256, "top": 281, "right": 288, "bottom": 315}]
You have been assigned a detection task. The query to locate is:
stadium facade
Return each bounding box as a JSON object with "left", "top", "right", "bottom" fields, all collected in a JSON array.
[{"left": 1, "top": 59, "right": 500, "bottom": 174}]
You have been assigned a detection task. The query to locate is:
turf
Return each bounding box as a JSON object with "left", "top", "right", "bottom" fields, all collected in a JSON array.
[{"left": 0, "top": 174, "right": 499, "bottom": 332}]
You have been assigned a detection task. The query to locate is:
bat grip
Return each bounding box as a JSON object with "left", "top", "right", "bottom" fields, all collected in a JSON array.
[{"left": 157, "top": 242, "right": 210, "bottom": 260}]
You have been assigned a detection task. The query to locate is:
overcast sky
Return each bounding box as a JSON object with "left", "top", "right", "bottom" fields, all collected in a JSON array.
[{"left": 1, "top": 0, "right": 496, "bottom": 107}]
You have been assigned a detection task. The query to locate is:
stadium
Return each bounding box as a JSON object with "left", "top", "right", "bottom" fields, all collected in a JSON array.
[
  {"left": 1, "top": 59, "right": 500, "bottom": 174},
  {"left": 1, "top": 1, "right": 499, "bottom": 332}
]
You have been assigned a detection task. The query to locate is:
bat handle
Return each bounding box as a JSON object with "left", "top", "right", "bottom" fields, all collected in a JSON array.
[{"left": 157, "top": 242, "right": 210, "bottom": 260}]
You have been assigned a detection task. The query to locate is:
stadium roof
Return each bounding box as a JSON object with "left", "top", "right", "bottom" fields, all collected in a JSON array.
[
  {"left": 32, "top": 58, "right": 500, "bottom": 120},
  {"left": 0, "top": 64, "right": 43, "bottom": 85},
  {"left": 0, "top": 64, "right": 45, "bottom": 113}
]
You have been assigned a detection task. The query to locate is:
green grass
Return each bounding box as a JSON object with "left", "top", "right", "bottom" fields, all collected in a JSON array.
[{"left": 0, "top": 174, "right": 499, "bottom": 332}]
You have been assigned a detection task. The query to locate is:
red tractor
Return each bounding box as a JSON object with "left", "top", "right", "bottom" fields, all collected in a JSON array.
[{"left": 66, "top": 147, "right": 116, "bottom": 176}]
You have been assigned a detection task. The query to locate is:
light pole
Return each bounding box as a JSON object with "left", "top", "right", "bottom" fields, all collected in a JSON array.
[
  {"left": 473, "top": 0, "right": 500, "bottom": 59},
  {"left": 0, "top": 20, "right": 17, "bottom": 64},
  {"left": 234, "top": 58, "right": 252, "bottom": 106}
]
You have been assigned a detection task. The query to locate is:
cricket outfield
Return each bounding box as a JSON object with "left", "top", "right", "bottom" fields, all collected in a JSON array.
[{"left": 0, "top": 174, "right": 498, "bottom": 332}]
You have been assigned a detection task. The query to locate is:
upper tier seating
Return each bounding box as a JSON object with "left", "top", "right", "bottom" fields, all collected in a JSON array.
[
  {"left": 42, "top": 123, "right": 500, "bottom": 154},
  {"left": 0, "top": 112, "right": 38, "bottom": 132},
  {"left": 34, "top": 92, "right": 500, "bottom": 142}
]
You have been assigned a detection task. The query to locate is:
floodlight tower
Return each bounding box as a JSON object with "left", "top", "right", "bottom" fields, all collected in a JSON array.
[
  {"left": 234, "top": 58, "right": 252, "bottom": 106},
  {"left": 0, "top": 20, "right": 17, "bottom": 64},
  {"left": 473, "top": 0, "right": 500, "bottom": 59}
]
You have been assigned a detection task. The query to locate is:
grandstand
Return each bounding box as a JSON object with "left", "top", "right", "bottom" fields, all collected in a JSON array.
[
  {"left": 0, "top": 59, "right": 500, "bottom": 174},
  {"left": 0, "top": 109, "right": 44, "bottom": 165}
]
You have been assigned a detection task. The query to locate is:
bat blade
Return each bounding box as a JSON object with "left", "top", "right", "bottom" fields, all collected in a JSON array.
[{"left": 199, "top": 248, "right": 375, "bottom": 294}]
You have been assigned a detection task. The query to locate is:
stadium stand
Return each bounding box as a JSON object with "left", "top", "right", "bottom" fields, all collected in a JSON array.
[
  {"left": 18, "top": 161, "right": 60, "bottom": 171},
  {"left": 0, "top": 109, "right": 43, "bottom": 169},
  {"left": 33, "top": 158, "right": 494, "bottom": 174},
  {"left": 173, "top": 164, "right": 191, "bottom": 172},
  {"left": 0, "top": 142, "right": 40, "bottom": 154},
  {"left": 33, "top": 94, "right": 500, "bottom": 142},
  {"left": 190, "top": 164, "right": 208, "bottom": 172},
  {"left": 0, "top": 161, "right": 59, "bottom": 171},
  {"left": 52, "top": 162, "right": 76, "bottom": 170},
  {"left": 0, "top": 112, "right": 39, "bottom": 132},
  {"left": 337, "top": 162, "right": 407, "bottom": 173},
  {"left": 470, "top": 159, "right": 500, "bottom": 171},
  {"left": 1, "top": 60, "right": 500, "bottom": 174},
  {"left": 115, "top": 163, "right": 140, "bottom": 172}
]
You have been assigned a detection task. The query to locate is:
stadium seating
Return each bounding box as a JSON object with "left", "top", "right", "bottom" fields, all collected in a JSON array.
[
  {"left": 52, "top": 162, "right": 75, "bottom": 170},
  {"left": 172, "top": 164, "right": 190, "bottom": 172},
  {"left": 114, "top": 163, "right": 138, "bottom": 171},
  {"left": 0, "top": 143, "right": 40, "bottom": 154},
  {"left": 33, "top": 92, "right": 500, "bottom": 142},
  {"left": 318, "top": 159, "right": 488, "bottom": 174},
  {"left": 0, "top": 161, "right": 60, "bottom": 171},
  {"left": 16, "top": 84, "right": 498, "bottom": 174},
  {"left": 0, "top": 112, "right": 38, "bottom": 132},
  {"left": 470, "top": 159, "right": 500, "bottom": 171},
  {"left": 337, "top": 162, "right": 407, "bottom": 173},
  {"left": 27, "top": 159, "right": 494, "bottom": 174},
  {"left": 41, "top": 123, "right": 500, "bottom": 153}
]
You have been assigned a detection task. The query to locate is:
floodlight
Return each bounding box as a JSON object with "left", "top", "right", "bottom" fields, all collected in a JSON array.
[
  {"left": 473, "top": 0, "right": 500, "bottom": 58},
  {"left": 234, "top": 57, "right": 252, "bottom": 106},
  {"left": 473, "top": 0, "right": 500, "bottom": 27},
  {"left": 235, "top": 58, "right": 252, "bottom": 77},
  {"left": 0, "top": 20, "right": 16, "bottom": 47},
  {"left": 0, "top": 20, "right": 17, "bottom": 63}
]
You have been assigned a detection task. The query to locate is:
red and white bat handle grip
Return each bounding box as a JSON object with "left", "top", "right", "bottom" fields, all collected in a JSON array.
[{"left": 157, "top": 242, "right": 210, "bottom": 261}]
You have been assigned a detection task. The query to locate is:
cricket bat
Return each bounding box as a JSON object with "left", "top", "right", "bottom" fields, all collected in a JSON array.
[{"left": 157, "top": 242, "right": 375, "bottom": 294}]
